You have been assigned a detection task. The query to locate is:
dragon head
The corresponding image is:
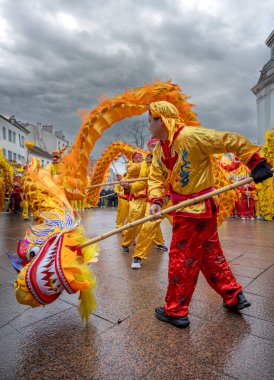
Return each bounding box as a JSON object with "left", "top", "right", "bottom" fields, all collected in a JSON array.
[{"left": 7, "top": 208, "right": 99, "bottom": 320}]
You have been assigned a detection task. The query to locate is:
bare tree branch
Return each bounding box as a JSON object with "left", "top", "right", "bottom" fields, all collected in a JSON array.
[{"left": 112, "top": 119, "right": 150, "bottom": 149}]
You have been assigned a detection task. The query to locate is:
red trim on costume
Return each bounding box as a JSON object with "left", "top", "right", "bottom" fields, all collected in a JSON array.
[
  {"left": 246, "top": 153, "right": 265, "bottom": 170},
  {"left": 119, "top": 194, "right": 129, "bottom": 201},
  {"left": 132, "top": 194, "right": 147, "bottom": 200},
  {"left": 161, "top": 126, "right": 184, "bottom": 171},
  {"left": 150, "top": 197, "right": 164, "bottom": 206}
]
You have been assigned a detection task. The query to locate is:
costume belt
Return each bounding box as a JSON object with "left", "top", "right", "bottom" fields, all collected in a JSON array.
[{"left": 170, "top": 187, "right": 214, "bottom": 204}]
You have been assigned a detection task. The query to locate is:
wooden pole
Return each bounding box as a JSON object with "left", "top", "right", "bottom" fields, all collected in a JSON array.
[
  {"left": 85, "top": 177, "right": 148, "bottom": 189},
  {"left": 111, "top": 162, "right": 119, "bottom": 175},
  {"left": 79, "top": 170, "right": 273, "bottom": 248},
  {"left": 99, "top": 192, "right": 116, "bottom": 199}
]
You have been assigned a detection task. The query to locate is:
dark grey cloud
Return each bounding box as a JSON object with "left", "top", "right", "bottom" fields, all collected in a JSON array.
[{"left": 0, "top": 0, "right": 273, "bottom": 157}]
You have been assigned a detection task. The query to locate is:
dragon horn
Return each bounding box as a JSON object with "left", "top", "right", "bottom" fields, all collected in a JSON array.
[{"left": 6, "top": 251, "right": 25, "bottom": 273}]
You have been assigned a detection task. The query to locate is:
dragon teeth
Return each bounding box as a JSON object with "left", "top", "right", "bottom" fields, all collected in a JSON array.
[
  {"left": 40, "top": 279, "right": 49, "bottom": 287},
  {"left": 50, "top": 272, "right": 58, "bottom": 280}
]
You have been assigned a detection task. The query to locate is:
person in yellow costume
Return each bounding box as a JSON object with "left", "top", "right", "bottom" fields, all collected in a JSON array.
[
  {"left": 21, "top": 192, "right": 29, "bottom": 220},
  {"left": 122, "top": 138, "right": 171, "bottom": 268},
  {"left": 120, "top": 152, "right": 146, "bottom": 252},
  {"left": 147, "top": 100, "right": 273, "bottom": 328},
  {"left": 114, "top": 173, "right": 129, "bottom": 228}
]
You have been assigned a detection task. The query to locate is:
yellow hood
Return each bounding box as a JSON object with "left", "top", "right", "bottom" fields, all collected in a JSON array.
[{"left": 149, "top": 101, "right": 185, "bottom": 145}]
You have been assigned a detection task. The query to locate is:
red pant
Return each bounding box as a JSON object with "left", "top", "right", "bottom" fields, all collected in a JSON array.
[{"left": 165, "top": 199, "right": 242, "bottom": 317}]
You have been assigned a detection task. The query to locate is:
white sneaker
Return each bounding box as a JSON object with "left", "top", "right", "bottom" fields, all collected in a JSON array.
[
  {"left": 155, "top": 244, "right": 168, "bottom": 252},
  {"left": 131, "top": 257, "right": 141, "bottom": 269}
]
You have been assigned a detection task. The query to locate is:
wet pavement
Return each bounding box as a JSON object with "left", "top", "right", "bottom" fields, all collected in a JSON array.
[{"left": 0, "top": 209, "right": 274, "bottom": 379}]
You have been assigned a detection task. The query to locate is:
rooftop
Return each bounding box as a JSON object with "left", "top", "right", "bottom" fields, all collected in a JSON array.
[
  {"left": 0, "top": 115, "right": 30, "bottom": 135},
  {"left": 29, "top": 145, "right": 52, "bottom": 159}
]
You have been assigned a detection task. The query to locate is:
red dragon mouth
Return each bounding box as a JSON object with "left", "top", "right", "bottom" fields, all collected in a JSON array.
[{"left": 26, "top": 233, "right": 74, "bottom": 305}]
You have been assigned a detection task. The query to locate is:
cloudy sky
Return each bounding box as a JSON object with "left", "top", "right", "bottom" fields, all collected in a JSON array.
[{"left": 0, "top": 0, "right": 273, "bottom": 158}]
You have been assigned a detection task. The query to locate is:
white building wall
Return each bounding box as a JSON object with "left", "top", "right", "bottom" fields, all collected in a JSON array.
[
  {"left": 255, "top": 82, "right": 274, "bottom": 145},
  {"left": 24, "top": 124, "right": 47, "bottom": 151},
  {"left": 257, "top": 98, "right": 266, "bottom": 145},
  {"left": 0, "top": 117, "right": 28, "bottom": 164},
  {"left": 251, "top": 30, "right": 274, "bottom": 145},
  {"left": 25, "top": 125, "right": 69, "bottom": 154},
  {"left": 270, "top": 89, "right": 274, "bottom": 127},
  {"left": 41, "top": 129, "right": 57, "bottom": 153},
  {"left": 41, "top": 130, "right": 68, "bottom": 153},
  {"left": 28, "top": 151, "right": 51, "bottom": 168}
]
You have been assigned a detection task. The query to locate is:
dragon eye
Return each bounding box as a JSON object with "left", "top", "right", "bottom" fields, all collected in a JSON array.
[{"left": 29, "top": 246, "right": 40, "bottom": 259}]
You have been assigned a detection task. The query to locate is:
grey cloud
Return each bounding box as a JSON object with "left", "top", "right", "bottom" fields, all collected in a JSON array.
[{"left": 0, "top": 0, "right": 273, "bottom": 157}]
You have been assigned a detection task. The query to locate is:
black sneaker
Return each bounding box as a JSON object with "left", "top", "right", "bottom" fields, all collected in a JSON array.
[
  {"left": 223, "top": 292, "right": 251, "bottom": 311},
  {"left": 131, "top": 257, "right": 141, "bottom": 269},
  {"left": 121, "top": 246, "right": 129, "bottom": 253},
  {"left": 155, "top": 244, "right": 168, "bottom": 251},
  {"left": 155, "top": 307, "right": 190, "bottom": 328}
]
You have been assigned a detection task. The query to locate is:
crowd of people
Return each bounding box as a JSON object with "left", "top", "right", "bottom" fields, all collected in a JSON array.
[{"left": 98, "top": 188, "right": 118, "bottom": 207}]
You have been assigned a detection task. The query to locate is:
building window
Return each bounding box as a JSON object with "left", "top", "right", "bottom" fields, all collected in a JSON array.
[
  {"left": 19, "top": 135, "right": 24, "bottom": 147},
  {"left": 8, "top": 129, "right": 12, "bottom": 142},
  {"left": 3, "top": 148, "right": 6, "bottom": 157},
  {"left": 8, "top": 150, "right": 12, "bottom": 161},
  {"left": 13, "top": 131, "right": 16, "bottom": 143},
  {"left": 3, "top": 127, "right": 6, "bottom": 140},
  {"left": 13, "top": 152, "right": 17, "bottom": 161},
  {"left": 41, "top": 159, "right": 44, "bottom": 167}
]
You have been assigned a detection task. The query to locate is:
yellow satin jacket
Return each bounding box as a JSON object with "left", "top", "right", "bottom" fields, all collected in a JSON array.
[
  {"left": 148, "top": 126, "right": 260, "bottom": 202},
  {"left": 127, "top": 162, "right": 142, "bottom": 179},
  {"left": 114, "top": 174, "right": 129, "bottom": 200},
  {"left": 130, "top": 161, "right": 150, "bottom": 195},
  {"left": 127, "top": 161, "right": 146, "bottom": 198}
]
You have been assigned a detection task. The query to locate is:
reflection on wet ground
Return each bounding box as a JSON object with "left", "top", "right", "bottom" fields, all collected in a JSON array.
[{"left": 1, "top": 209, "right": 274, "bottom": 379}]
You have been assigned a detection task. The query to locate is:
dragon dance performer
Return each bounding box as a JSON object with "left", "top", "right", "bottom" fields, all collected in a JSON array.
[
  {"left": 148, "top": 100, "right": 273, "bottom": 328},
  {"left": 121, "top": 151, "right": 147, "bottom": 252},
  {"left": 8, "top": 183, "right": 23, "bottom": 214},
  {"left": 114, "top": 173, "right": 129, "bottom": 228},
  {"left": 121, "top": 138, "right": 170, "bottom": 268},
  {"left": 236, "top": 184, "right": 255, "bottom": 220},
  {"left": 21, "top": 192, "right": 29, "bottom": 221}
]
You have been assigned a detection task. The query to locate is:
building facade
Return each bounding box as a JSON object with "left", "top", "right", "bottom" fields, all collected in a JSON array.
[
  {"left": 28, "top": 146, "right": 52, "bottom": 167},
  {"left": 0, "top": 115, "right": 29, "bottom": 164},
  {"left": 0, "top": 115, "right": 71, "bottom": 167},
  {"left": 251, "top": 30, "right": 274, "bottom": 145},
  {"left": 22, "top": 123, "right": 70, "bottom": 154}
]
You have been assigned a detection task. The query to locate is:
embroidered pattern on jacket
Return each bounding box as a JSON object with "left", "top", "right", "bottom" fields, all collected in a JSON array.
[
  {"left": 179, "top": 149, "right": 190, "bottom": 187},
  {"left": 157, "top": 158, "right": 169, "bottom": 178}
]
